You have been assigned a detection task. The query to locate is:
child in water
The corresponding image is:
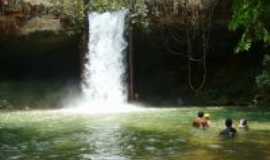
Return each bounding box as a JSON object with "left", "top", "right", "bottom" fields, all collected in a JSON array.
[
  {"left": 239, "top": 119, "right": 249, "bottom": 130},
  {"left": 204, "top": 113, "right": 211, "bottom": 128},
  {"left": 220, "top": 118, "right": 237, "bottom": 138}
]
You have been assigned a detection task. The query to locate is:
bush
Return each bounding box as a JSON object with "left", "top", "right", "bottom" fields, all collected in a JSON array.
[
  {"left": 256, "top": 54, "right": 270, "bottom": 104},
  {"left": 256, "top": 55, "right": 270, "bottom": 89}
]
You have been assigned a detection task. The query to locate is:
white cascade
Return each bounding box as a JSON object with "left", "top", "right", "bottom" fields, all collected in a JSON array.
[{"left": 81, "top": 10, "right": 128, "bottom": 110}]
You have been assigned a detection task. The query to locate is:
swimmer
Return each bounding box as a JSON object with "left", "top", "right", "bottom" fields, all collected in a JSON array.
[
  {"left": 193, "top": 112, "right": 207, "bottom": 128},
  {"left": 239, "top": 119, "right": 249, "bottom": 130},
  {"left": 220, "top": 118, "right": 237, "bottom": 138}
]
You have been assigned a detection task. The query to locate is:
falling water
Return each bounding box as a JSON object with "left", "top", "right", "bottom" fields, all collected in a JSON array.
[
  {"left": 81, "top": 10, "right": 128, "bottom": 110},
  {"left": 64, "top": 10, "right": 146, "bottom": 113}
]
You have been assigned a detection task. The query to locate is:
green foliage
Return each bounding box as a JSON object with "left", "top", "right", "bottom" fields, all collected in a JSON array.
[
  {"left": 230, "top": 0, "right": 270, "bottom": 105},
  {"left": 88, "top": 0, "right": 128, "bottom": 12},
  {"left": 48, "top": 0, "right": 88, "bottom": 35},
  {"left": 256, "top": 71, "right": 270, "bottom": 89},
  {"left": 130, "top": 0, "right": 149, "bottom": 27},
  {"left": 230, "top": 0, "right": 270, "bottom": 53},
  {"left": 88, "top": 0, "right": 149, "bottom": 27},
  {"left": 256, "top": 55, "right": 270, "bottom": 90},
  {"left": 256, "top": 54, "right": 270, "bottom": 104}
]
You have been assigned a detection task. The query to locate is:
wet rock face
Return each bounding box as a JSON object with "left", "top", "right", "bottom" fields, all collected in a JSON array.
[
  {"left": 0, "top": 1, "right": 82, "bottom": 80},
  {"left": 0, "top": 33, "right": 81, "bottom": 80},
  {"left": 0, "top": 16, "right": 20, "bottom": 35},
  {"left": 21, "top": 15, "right": 61, "bottom": 34},
  {"left": 0, "top": 0, "right": 63, "bottom": 36}
]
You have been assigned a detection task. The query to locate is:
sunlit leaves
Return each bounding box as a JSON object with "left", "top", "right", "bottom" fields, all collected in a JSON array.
[
  {"left": 235, "top": 33, "right": 252, "bottom": 53},
  {"left": 230, "top": 0, "right": 270, "bottom": 53},
  {"left": 85, "top": 0, "right": 149, "bottom": 27},
  {"left": 88, "top": 0, "right": 129, "bottom": 12},
  {"left": 49, "top": 0, "right": 88, "bottom": 35}
]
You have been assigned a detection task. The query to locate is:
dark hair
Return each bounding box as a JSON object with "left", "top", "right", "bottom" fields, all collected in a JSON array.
[
  {"left": 241, "top": 119, "right": 248, "bottom": 125},
  {"left": 198, "top": 112, "right": 204, "bottom": 118},
  {"left": 225, "top": 118, "right": 233, "bottom": 128}
]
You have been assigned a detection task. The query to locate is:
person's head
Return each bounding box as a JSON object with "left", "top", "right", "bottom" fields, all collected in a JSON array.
[
  {"left": 240, "top": 119, "right": 248, "bottom": 126},
  {"left": 205, "top": 113, "right": 210, "bottom": 120},
  {"left": 225, "top": 118, "right": 233, "bottom": 128},
  {"left": 198, "top": 112, "right": 204, "bottom": 118}
]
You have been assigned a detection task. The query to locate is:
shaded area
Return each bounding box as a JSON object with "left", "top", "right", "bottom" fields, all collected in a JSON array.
[
  {"left": 133, "top": 25, "right": 264, "bottom": 106},
  {"left": 0, "top": 32, "right": 82, "bottom": 109},
  {"left": 0, "top": 32, "right": 81, "bottom": 80}
]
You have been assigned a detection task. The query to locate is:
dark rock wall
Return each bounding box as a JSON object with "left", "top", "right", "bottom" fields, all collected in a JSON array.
[
  {"left": 133, "top": 27, "right": 263, "bottom": 106},
  {"left": 0, "top": 33, "right": 81, "bottom": 80}
]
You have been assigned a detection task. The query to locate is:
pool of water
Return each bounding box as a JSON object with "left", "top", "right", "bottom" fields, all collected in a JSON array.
[{"left": 0, "top": 108, "right": 270, "bottom": 160}]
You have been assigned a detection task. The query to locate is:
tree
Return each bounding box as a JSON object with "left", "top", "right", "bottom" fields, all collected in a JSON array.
[
  {"left": 230, "top": 0, "right": 270, "bottom": 105},
  {"left": 48, "top": 0, "right": 88, "bottom": 34},
  {"left": 229, "top": 0, "right": 270, "bottom": 53}
]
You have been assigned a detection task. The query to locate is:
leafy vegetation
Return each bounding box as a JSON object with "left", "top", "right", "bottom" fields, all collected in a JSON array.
[
  {"left": 256, "top": 55, "right": 270, "bottom": 104},
  {"left": 48, "top": 0, "right": 149, "bottom": 33},
  {"left": 47, "top": 0, "right": 88, "bottom": 34},
  {"left": 230, "top": 0, "right": 270, "bottom": 105},
  {"left": 88, "top": 0, "right": 149, "bottom": 27},
  {"left": 230, "top": 0, "right": 270, "bottom": 53},
  {"left": 256, "top": 55, "right": 270, "bottom": 90},
  {"left": 87, "top": 0, "right": 128, "bottom": 12}
]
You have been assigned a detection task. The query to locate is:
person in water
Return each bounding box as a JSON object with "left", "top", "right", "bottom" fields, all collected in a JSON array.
[
  {"left": 239, "top": 119, "right": 249, "bottom": 130},
  {"left": 204, "top": 113, "right": 211, "bottom": 128},
  {"left": 193, "top": 112, "right": 207, "bottom": 128},
  {"left": 220, "top": 118, "right": 237, "bottom": 138}
]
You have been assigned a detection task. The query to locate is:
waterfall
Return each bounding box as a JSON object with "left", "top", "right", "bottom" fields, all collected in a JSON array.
[{"left": 81, "top": 10, "right": 128, "bottom": 108}]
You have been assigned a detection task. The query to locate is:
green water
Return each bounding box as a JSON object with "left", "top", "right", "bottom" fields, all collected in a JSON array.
[{"left": 0, "top": 108, "right": 270, "bottom": 160}]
